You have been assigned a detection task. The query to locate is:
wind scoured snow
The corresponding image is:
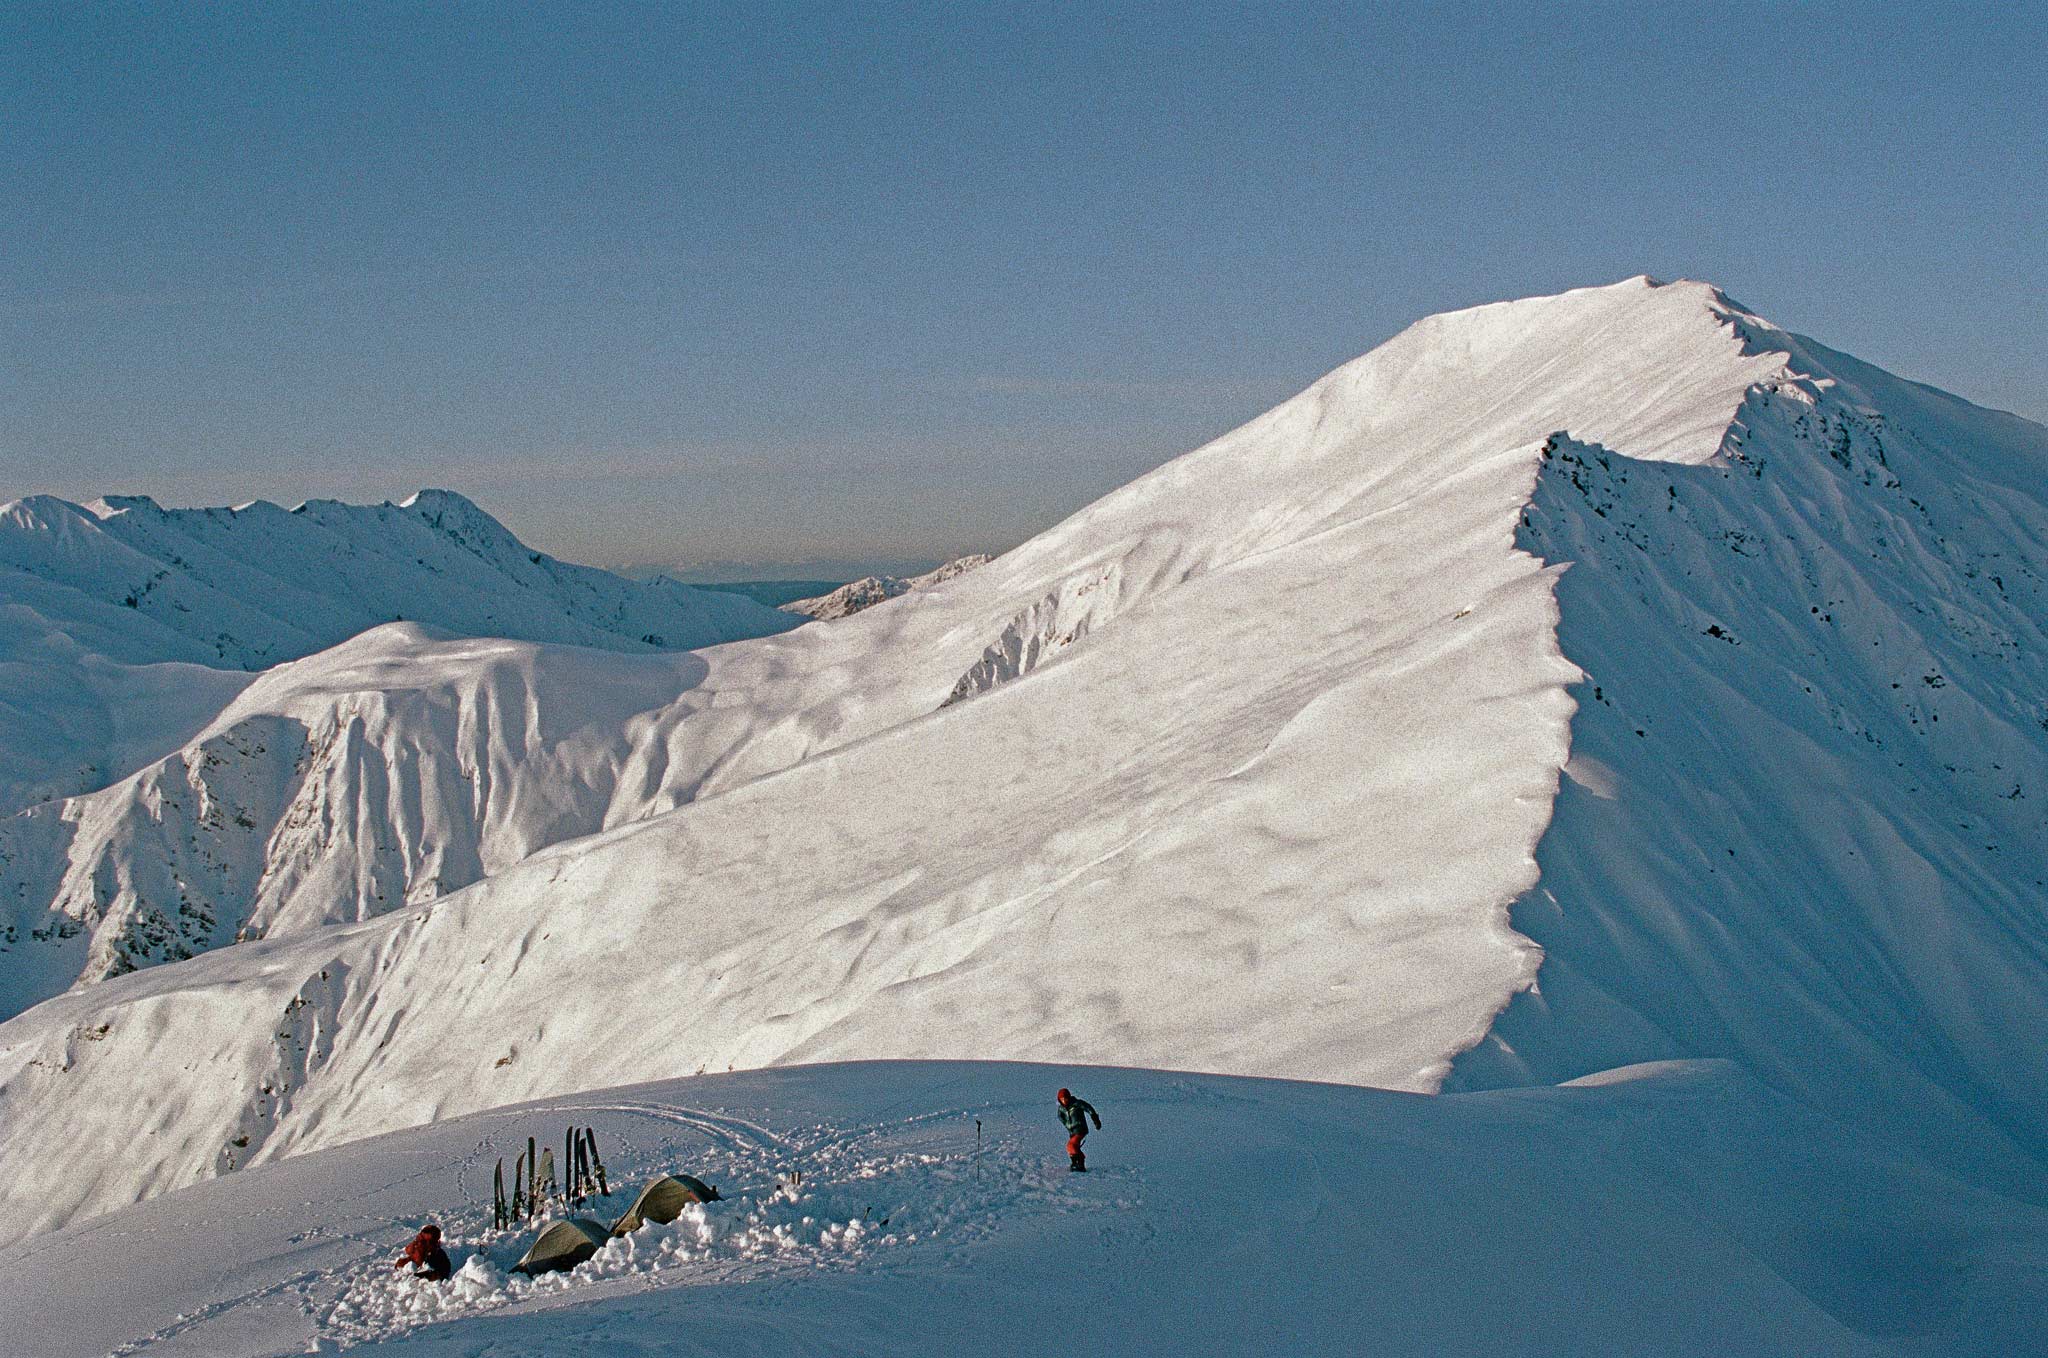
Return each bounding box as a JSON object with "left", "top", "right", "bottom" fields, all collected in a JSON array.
[
  {"left": 2, "top": 279, "right": 1735, "bottom": 1233},
  {"left": 0, "top": 627, "right": 721, "bottom": 1016},
  {"left": 1448, "top": 321, "right": 2048, "bottom": 1198}
]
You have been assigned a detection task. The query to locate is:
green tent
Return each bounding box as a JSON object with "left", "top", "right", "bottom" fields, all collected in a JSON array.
[
  {"left": 513, "top": 1217, "right": 608, "bottom": 1275},
  {"left": 608, "top": 1174, "right": 720, "bottom": 1237}
]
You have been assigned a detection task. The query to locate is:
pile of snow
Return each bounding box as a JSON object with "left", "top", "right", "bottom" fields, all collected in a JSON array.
[
  {"left": 781, "top": 555, "right": 992, "bottom": 620},
  {"left": 4, "top": 1061, "right": 2042, "bottom": 1357},
  {"left": 1, "top": 278, "right": 2044, "bottom": 1297},
  {"left": 328, "top": 1149, "right": 933, "bottom": 1343},
  {"left": 0, "top": 490, "right": 800, "bottom": 814}
]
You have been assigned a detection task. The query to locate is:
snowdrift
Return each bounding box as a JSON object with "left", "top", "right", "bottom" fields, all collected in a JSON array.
[{"left": 1, "top": 278, "right": 2044, "bottom": 1270}]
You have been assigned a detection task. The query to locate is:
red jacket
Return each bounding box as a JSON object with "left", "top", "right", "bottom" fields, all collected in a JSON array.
[{"left": 394, "top": 1228, "right": 452, "bottom": 1281}]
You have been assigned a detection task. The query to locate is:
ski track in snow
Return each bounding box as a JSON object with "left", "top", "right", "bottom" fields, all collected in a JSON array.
[
  {"left": 14, "top": 1060, "right": 2048, "bottom": 1357},
  {"left": 104, "top": 1087, "right": 1136, "bottom": 1355}
]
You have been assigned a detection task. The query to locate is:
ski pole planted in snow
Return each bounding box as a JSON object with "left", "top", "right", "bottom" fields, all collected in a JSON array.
[{"left": 975, "top": 1118, "right": 982, "bottom": 1184}]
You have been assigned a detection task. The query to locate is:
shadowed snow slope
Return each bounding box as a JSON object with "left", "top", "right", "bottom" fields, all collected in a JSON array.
[
  {"left": 0, "top": 489, "right": 801, "bottom": 814},
  {"left": 2, "top": 279, "right": 2045, "bottom": 1264},
  {"left": 4, "top": 1062, "right": 2044, "bottom": 1357},
  {"left": 1446, "top": 319, "right": 2048, "bottom": 1200}
]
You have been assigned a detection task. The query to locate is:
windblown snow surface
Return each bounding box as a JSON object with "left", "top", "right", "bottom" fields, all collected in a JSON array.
[
  {"left": 3, "top": 278, "right": 2046, "bottom": 1353},
  {"left": 0, "top": 629, "right": 727, "bottom": 1015}
]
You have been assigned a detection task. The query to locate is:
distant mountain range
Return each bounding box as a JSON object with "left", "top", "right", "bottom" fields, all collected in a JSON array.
[
  {"left": 0, "top": 490, "right": 801, "bottom": 817},
  {"left": 781, "top": 556, "right": 993, "bottom": 620},
  {"left": 618, "top": 555, "right": 951, "bottom": 586},
  {"left": 696, "top": 579, "right": 849, "bottom": 608}
]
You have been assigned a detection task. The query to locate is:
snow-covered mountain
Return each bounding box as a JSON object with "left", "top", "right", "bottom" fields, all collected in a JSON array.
[
  {"left": 621, "top": 554, "right": 944, "bottom": 585},
  {"left": 0, "top": 490, "right": 802, "bottom": 815},
  {"left": 2, "top": 276, "right": 2043, "bottom": 1281},
  {"left": 0, "top": 627, "right": 724, "bottom": 1016},
  {"left": 781, "top": 555, "right": 993, "bottom": 619}
]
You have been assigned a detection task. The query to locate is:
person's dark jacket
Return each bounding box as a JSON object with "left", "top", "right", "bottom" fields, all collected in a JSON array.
[{"left": 1058, "top": 1097, "right": 1102, "bottom": 1135}]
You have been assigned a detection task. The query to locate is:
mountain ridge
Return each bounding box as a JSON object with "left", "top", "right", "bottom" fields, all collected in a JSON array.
[
  {"left": 782, "top": 555, "right": 994, "bottom": 620},
  {"left": 1, "top": 277, "right": 2043, "bottom": 1243}
]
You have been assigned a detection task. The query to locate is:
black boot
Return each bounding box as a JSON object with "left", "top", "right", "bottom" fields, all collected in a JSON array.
[{"left": 1069, "top": 1150, "right": 1086, "bottom": 1172}]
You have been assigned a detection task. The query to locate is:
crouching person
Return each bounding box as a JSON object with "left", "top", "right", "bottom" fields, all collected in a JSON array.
[{"left": 393, "top": 1222, "right": 452, "bottom": 1281}]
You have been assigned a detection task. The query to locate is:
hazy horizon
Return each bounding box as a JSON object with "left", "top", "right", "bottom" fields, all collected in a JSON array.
[{"left": 5, "top": 4, "right": 2042, "bottom": 565}]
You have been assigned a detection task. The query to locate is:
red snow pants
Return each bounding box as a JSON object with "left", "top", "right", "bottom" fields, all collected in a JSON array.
[{"left": 1067, "top": 1132, "right": 1084, "bottom": 1157}]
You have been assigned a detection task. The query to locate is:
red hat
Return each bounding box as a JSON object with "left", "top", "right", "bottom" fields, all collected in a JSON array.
[{"left": 1057, "top": 1088, "right": 1071, "bottom": 1103}]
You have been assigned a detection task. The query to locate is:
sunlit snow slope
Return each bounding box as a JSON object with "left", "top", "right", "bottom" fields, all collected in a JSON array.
[
  {"left": 2, "top": 278, "right": 2043, "bottom": 1249},
  {"left": 0, "top": 628, "right": 723, "bottom": 1015},
  {"left": 782, "top": 554, "right": 993, "bottom": 619},
  {"left": 0, "top": 489, "right": 800, "bottom": 814}
]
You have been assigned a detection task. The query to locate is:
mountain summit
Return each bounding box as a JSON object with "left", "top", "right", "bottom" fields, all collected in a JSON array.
[{"left": 0, "top": 278, "right": 2042, "bottom": 1247}]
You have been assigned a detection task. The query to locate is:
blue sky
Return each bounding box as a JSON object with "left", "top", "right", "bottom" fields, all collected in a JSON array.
[{"left": 4, "top": 2, "right": 2042, "bottom": 567}]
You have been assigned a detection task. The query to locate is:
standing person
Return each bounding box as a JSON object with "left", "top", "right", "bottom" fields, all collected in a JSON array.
[
  {"left": 1056, "top": 1087, "right": 1102, "bottom": 1171},
  {"left": 392, "top": 1222, "right": 452, "bottom": 1281}
]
